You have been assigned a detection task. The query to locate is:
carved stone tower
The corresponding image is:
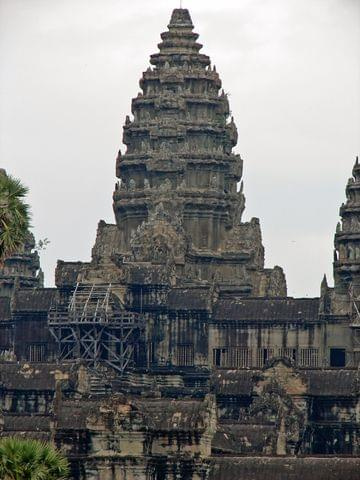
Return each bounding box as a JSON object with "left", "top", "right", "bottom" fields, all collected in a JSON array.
[
  {"left": 114, "top": 8, "right": 241, "bottom": 250},
  {"left": 0, "top": 233, "right": 43, "bottom": 298},
  {"left": 334, "top": 157, "right": 360, "bottom": 298},
  {"left": 110, "top": 9, "right": 286, "bottom": 297}
]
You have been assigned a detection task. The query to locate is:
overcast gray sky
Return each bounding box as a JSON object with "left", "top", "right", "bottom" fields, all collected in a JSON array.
[{"left": 0, "top": 0, "right": 359, "bottom": 297}]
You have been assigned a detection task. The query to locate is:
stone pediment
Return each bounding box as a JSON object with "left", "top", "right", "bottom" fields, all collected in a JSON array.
[{"left": 254, "top": 358, "right": 307, "bottom": 397}]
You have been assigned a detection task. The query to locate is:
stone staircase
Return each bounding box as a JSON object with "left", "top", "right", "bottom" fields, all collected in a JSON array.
[{"left": 89, "top": 372, "right": 109, "bottom": 396}]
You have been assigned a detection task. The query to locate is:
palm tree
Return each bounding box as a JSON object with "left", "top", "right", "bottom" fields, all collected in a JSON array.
[
  {"left": 0, "top": 170, "right": 31, "bottom": 264},
  {"left": 0, "top": 437, "right": 69, "bottom": 480}
]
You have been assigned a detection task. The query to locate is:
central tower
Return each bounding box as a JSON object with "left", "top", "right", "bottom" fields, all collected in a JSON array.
[
  {"left": 114, "top": 9, "right": 242, "bottom": 251},
  {"left": 92, "top": 9, "right": 285, "bottom": 297}
]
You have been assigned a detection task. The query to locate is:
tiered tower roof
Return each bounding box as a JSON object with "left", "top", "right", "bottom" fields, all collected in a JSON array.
[{"left": 113, "top": 8, "right": 242, "bottom": 252}]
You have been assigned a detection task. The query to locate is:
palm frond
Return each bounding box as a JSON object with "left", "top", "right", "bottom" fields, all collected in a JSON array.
[
  {"left": 0, "top": 173, "right": 31, "bottom": 262},
  {"left": 0, "top": 438, "right": 69, "bottom": 480}
]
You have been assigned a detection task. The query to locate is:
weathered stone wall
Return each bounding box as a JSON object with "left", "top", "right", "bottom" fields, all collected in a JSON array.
[
  {"left": 0, "top": 6, "right": 359, "bottom": 480},
  {"left": 210, "top": 457, "right": 360, "bottom": 480}
]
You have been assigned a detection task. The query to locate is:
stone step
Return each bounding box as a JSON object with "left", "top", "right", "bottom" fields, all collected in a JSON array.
[{"left": 89, "top": 374, "right": 109, "bottom": 395}]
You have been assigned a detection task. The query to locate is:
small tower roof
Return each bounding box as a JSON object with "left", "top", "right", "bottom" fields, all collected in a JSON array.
[
  {"left": 352, "top": 155, "right": 360, "bottom": 179},
  {"left": 152, "top": 8, "right": 207, "bottom": 65},
  {"left": 321, "top": 274, "right": 328, "bottom": 290},
  {"left": 168, "top": 9, "right": 194, "bottom": 29}
]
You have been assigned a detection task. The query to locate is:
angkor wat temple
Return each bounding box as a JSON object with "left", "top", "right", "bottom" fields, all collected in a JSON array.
[{"left": 1, "top": 8, "right": 360, "bottom": 480}]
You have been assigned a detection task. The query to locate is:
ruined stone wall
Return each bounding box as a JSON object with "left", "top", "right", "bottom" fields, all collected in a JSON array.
[
  {"left": 1, "top": 360, "right": 360, "bottom": 479},
  {"left": 210, "top": 458, "right": 360, "bottom": 480}
]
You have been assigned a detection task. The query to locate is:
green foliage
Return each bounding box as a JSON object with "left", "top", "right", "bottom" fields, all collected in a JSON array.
[
  {"left": 0, "top": 172, "right": 31, "bottom": 263},
  {"left": 0, "top": 437, "right": 69, "bottom": 480}
]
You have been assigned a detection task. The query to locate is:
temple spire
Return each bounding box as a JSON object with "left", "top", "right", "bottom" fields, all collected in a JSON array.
[{"left": 115, "top": 7, "right": 237, "bottom": 253}]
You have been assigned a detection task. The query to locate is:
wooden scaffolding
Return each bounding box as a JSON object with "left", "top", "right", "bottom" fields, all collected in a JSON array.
[{"left": 48, "top": 283, "right": 144, "bottom": 374}]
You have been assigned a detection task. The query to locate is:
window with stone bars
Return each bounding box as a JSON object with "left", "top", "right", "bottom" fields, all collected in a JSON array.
[
  {"left": 256, "top": 348, "right": 274, "bottom": 368},
  {"left": 353, "top": 330, "right": 360, "bottom": 366},
  {"left": 278, "top": 347, "right": 297, "bottom": 363},
  {"left": 213, "top": 347, "right": 252, "bottom": 368},
  {"left": 28, "top": 344, "right": 46, "bottom": 362},
  {"left": 353, "top": 350, "right": 360, "bottom": 367},
  {"left": 299, "top": 348, "right": 319, "bottom": 367},
  {"left": 175, "top": 344, "right": 194, "bottom": 366},
  {"left": 228, "top": 347, "right": 251, "bottom": 368}
]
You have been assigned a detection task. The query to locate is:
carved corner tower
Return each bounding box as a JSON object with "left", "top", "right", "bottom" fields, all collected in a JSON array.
[
  {"left": 333, "top": 157, "right": 360, "bottom": 313},
  {"left": 0, "top": 232, "right": 43, "bottom": 298}
]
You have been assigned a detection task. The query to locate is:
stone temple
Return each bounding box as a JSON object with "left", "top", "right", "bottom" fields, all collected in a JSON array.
[{"left": 0, "top": 8, "right": 360, "bottom": 480}]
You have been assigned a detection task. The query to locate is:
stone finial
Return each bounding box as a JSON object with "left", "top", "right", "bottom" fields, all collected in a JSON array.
[
  {"left": 125, "top": 115, "right": 131, "bottom": 125},
  {"left": 320, "top": 274, "right": 331, "bottom": 314},
  {"left": 336, "top": 222, "right": 341, "bottom": 233},
  {"left": 168, "top": 8, "right": 194, "bottom": 29},
  {"left": 352, "top": 156, "right": 360, "bottom": 180}
]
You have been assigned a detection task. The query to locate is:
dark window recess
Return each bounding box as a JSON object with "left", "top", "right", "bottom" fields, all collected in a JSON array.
[
  {"left": 330, "top": 348, "right": 346, "bottom": 367},
  {"left": 257, "top": 348, "right": 274, "bottom": 367},
  {"left": 147, "top": 342, "right": 155, "bottom": 365},
  {"left": 213, "top": 348, "right": 228, "bottom": 367},
  {"left": 263, "top": 349, "right": 269, "bottom": 364},
  {"left": 213, "top": 348, "right": 221, "bottom": 367}
]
